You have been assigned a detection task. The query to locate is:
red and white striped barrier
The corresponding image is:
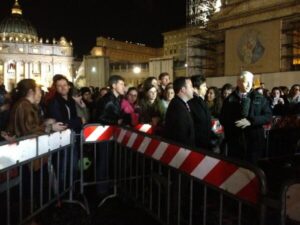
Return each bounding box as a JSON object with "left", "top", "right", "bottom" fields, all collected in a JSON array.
[
  {"left": 134, "top": 124, "right": 153, "bottom": 134},
  {"left": 211, "top": 119, "right": 224, "bottom": 135},
  {"left": 83, "top": 124, "right": 153, "bottom": 142},
  {"left": 83, "top": 125, "right": 115, "bottom": 142},
  {"left": 114, "top": 127, "right": 259, "bottom": 204},
  {"left": 82, "top": 124, "right": 261, "bottom": 204}
]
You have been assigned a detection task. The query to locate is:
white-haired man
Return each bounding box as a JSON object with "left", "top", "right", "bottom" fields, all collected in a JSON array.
[{"left": 220, "top": 71, "right": 272, "bottom": 163}]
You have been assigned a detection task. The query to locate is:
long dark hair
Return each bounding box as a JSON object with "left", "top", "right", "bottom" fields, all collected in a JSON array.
[{"left": 11, "top": 79, "right": 36, "bottom": 105}]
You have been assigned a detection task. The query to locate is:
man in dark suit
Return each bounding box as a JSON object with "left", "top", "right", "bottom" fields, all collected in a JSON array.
[{"left": 164, "top": 77, "right": 195, "bottom": 147}]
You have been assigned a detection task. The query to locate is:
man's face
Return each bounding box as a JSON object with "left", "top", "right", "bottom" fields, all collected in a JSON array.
[
  {"left": 238, "top": 76, "right": 253, "bottom": 93},
  {"left": 55, "top": 79, "right": 70, "bottom": 97},
  {"left": 184, "top": 79, "right": 194, "bottom": 100},
  {"left": 160, "top": 76, "right": 170, "bottom": 87},
  {"left": 113, "top": 80, "right": 125, "bottom": 96},
  {"left": 199, "top": 82, "right": 207, "bottom": 97},
  {"left": 222, "top": 89, "right": 232, "bottom": 99}
]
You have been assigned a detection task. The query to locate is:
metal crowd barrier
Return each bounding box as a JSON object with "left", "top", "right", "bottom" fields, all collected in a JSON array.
[
  {"left": 2, "top": 122, "right": 297, "bottom": 225},
  {"left": 265, "top": 115, "right": 300, "bottom": 157},
  {"left": 81, "top": 124, "right": 268, "bottom": 225},
  {"left": 281, "top": 179, "right": 300, "bottom": 225},
  {"left": 0, "top": 129, "right": 75, "bottom": 225}
]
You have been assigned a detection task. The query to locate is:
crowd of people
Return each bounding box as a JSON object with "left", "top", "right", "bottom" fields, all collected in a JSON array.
[{"left": 0, "top": 71, "right": 299, "bottom": 164}]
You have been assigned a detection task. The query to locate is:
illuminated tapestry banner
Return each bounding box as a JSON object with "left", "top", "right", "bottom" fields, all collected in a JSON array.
[{"left": 225, "top": 20, "right": 281, "bottom": 76}]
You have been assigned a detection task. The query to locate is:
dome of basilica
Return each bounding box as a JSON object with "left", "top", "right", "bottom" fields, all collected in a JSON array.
[{"left": 0, "top": 0, "right": 38, "bottom": 42}]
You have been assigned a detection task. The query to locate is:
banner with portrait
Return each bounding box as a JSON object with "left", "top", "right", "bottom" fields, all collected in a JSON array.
[{"left": 225, "top": 20, "right": 281, "bottom": 76}]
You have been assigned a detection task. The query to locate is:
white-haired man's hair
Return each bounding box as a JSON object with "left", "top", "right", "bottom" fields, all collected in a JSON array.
[{"left": 238, "top": 71, "right": 254, "bottom": 80}]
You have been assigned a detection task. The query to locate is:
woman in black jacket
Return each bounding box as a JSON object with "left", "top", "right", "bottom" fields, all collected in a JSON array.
[{"left": 188, "top": 75, "right": 214, "bottom": 150}]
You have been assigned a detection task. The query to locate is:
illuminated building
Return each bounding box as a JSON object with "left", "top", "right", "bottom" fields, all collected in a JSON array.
[
  {"left": 162, "top": 0, "right": 300, "bottom": 89},
  {"left": 76, "top": 37, "right": 165, "bottom": 88},
  {"left": 0, "top": 0, "right": 73, "bottom": 90}
]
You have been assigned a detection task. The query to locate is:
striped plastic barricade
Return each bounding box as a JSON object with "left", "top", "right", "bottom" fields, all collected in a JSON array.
[{"left": 81, "top": 124, "right": 267, "bottom": 225}]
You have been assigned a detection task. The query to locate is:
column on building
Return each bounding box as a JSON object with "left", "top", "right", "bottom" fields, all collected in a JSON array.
[
  {"left": 16, "top": 61, "right": 25, "bottom": 83},
  {"left": 3, "top": 61, "right": 8, "bottom": 88},
  {"left": 24, "top": 62, "right": 29, "bottom": 78},
  {"left": 0, "top": 60, "right": 4, "bottom": 84},
  {"left": 15, "top": 60, "right": 18, "bottom": 83}
]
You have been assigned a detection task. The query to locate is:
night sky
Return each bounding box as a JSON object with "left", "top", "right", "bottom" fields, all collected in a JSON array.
[{"left": 0, "top": 0, "right": 186, "bottom": 57}]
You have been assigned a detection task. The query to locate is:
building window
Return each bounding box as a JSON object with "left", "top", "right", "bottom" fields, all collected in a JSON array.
[
  {"left": 292, "top": 30, "right": 300, "bottom": 65},
  {"left": 33, "top": 62, "right": 40, "bottom": 74},
  {"left": 33, "top": 48, "right": 39, "bottom": 54}
]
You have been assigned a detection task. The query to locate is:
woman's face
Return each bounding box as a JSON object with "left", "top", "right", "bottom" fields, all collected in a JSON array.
[
  {"left": 127, "top": 90, "right": 138, "bottom": 104},
  {"left": 82, "top": 91, "right": 92, "bottom": 102},
  {"left": 207, "top": 89, "right": 216, "bottom": 102},
  {"left": 272, "top": 89, "right": 281, "bottom": 98},
  {"left": 292, "top": 85, "right": 300, "bottom": 97},
  {"left": 166, "top": 88, "right": 175, "bottom": 101},
  {"left": 151, "top": 79, "right": 158, "bottom": 89},
  {"left": 147, "top": 87, "right": 157, "bottom": 102},
  {"left": 34, "top": 86, "right": 42, "bottom": 104}
]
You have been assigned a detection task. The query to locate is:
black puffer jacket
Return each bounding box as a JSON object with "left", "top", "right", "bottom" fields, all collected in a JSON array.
[
  {"left": 188, "top": 94, "right": 212, "bottom": 150},
  {"left": 94, "top": 91, "right": 123, "bottom": 125},
  {"left": 220, "top": 89, "right": 272, "bottom": 162}
]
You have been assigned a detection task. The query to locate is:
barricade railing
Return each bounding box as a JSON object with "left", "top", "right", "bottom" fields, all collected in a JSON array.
[
  {"left": 0, "top": 129, "right": 75, "bottom": 225},
  {"left": 265, "top": 115, "right": 300, "bottom": 157},
  {"left": 81, "top": 123, "right": 268, "bottom": 225},
  {"left": 4, "top": 121, "right": 296, "bottom": 225},
  {"left": 280, "top": 179, "right": 300, "bottom": 225}
]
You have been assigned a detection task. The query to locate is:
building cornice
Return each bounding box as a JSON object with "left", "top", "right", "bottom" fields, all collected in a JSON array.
[{"left": 211, "top": 0, "right": 300, "bottom": 30}]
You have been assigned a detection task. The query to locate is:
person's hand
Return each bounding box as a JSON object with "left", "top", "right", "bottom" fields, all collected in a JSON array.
[
  {"left": 278, "top": 98, "right": 284, "bottom": 104},
  {"left": 235, "top": 118, "right": 251, "bottom": 129},
  {"left": 72, "top": 95, "right": 86, "bottom": 108},
  {"left": 44, "top": 118, "right": 56, "bottom": 126},
  {"left": 52, "top": 122, "right": 68, "bottom": 132},
  {"left": 1, "top": 131, "right": 16, "bottom": 143},
  {"left": 0, "top": 104, "right": 9, "bottom": 112},
  {"left": 151, "top": 117, "right": 160, "bottom": 126}
]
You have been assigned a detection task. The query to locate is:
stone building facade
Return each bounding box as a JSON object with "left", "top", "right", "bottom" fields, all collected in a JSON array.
[
  {"left": 78, "top": 37, "right": 164, "bottom": 88},
  {"left": 163, "top": 0, "right": 300, "bottom": 88},
  {"left": 0, "top": 0, "right": 73, "bottom": 91}
]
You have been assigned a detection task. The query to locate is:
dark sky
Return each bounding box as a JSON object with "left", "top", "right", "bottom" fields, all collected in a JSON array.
[{"left": 0, "top": 0, "right": 186, "bottom": 58}]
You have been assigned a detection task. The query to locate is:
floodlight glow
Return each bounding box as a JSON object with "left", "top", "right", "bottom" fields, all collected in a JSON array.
[{"left": 133, "top": 66, "right": 141, "bottom": 74}]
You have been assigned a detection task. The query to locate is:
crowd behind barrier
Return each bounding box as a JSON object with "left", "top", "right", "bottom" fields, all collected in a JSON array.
[{"left": 0, "top": 73, "right": 299, "bottom": 224}]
